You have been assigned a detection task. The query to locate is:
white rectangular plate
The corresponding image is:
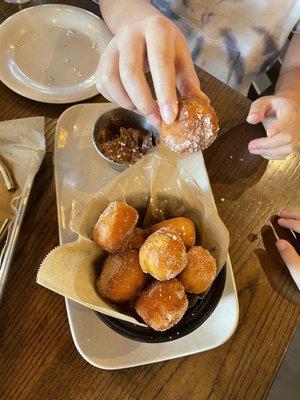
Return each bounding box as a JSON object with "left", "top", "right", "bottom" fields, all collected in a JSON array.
[{"left": 54, "top": 103, "right": 239, "bottom": 370}]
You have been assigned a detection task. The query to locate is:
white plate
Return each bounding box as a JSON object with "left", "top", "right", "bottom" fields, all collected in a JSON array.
[
  {"left": 54, "top": 103, "right": 239, "bottom": 369},
  {"left": 0, "top": 4, "right": 112, "bottom": 103}
]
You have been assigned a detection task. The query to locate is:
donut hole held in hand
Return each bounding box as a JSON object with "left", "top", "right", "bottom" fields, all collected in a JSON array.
[{"left": 160, "top": 96, "right": 219, "bottom": 154}]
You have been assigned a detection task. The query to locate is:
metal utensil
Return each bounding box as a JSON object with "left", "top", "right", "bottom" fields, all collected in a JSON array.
[
  {"left": 0, "top": 218, "right": 9, "bottom": 243},
  {"left": 0, "top": 158, "right": 16, "bottom": 192},
  {"left": 4, "top": 1, "right": 31, "bottom": 3},
  {"left": 92, "top": 108, "right": 158, "bottom": 171},
  {"left": 0, "top": 180, "right": 31, "bottom": 301}
]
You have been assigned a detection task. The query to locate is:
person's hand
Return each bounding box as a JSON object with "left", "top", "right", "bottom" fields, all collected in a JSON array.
[
  {"left": 276, "top": 210, "right": 300, "bottom": 289},
  {"left": 247, "top": 95, "right": 300, "bottom": 160},
  {"left": 96, "top": 15, "right": 208, "bottom": 127}
]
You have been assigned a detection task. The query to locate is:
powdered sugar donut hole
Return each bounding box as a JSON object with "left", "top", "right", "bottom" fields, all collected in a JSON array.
[{"left": 160, "top": 96, "right": 219, "bottom": 154}]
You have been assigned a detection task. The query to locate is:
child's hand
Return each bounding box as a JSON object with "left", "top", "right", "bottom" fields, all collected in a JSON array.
[
  {"left": 96, "top": 15, "right": 208, "bottom": 127},
  {"left": 276, "top": 210, "right": 300, "bottom": 289},
  {"left": 247, "top": 96, "right": 300, "bottom": 160}
]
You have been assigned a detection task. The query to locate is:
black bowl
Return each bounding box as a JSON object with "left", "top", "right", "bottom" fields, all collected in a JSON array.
[{"left": 95, "top": 264, "right": 226, "bottom": 343}]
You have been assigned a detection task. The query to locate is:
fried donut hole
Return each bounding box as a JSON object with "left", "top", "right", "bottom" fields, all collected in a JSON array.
[
  {"left": 150, "top": 217, "right": 196, "bottom": 249},
  {"left": 135, "top": 278, "right": 188, "bottom": 331},
  {"left": 160, "top": 96, "right": 219, "bottom": 154},
  {"left": 139, "top": 227, "right": 187, "bottom": 281},
  {"left": 127, "top": 227, "right": 145, "bottom": 250},
  {"left": 178, "top": 246, "right": 217, "bottom": 294},
  {"left": 93, "top": 201, "right": 138, "bottom": 253},
  {"left": 97, "top": 250, "right": 147, "bottom": 303}
]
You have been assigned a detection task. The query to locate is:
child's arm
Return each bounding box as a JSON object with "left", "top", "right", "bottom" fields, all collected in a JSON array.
[
  {"left": 100, "top": 0, "right": 160, "bottom": 33},
  {"left": 247, "top": 34, "right": 300, "bottom": 159},
  {"left": 276, "top": 210, "right": 300, "bottom": 290},
  {"left": 97, "top": 0, "right": 207, "bottom": 127},
  {"left": 275, "top": 34, "right": 300, "bottom": 104}
]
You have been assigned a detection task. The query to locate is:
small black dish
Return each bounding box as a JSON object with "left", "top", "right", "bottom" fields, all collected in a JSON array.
[{"left": 95, "top": 264, "right": 226, "bottom": 343}]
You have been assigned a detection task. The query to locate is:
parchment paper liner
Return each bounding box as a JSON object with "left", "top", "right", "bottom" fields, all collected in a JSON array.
[
  {"left": 37, "top": 152, "right": 229, "bottom": 326},
  {"left": 0, "top": 117, "right": 45, "bottom": 221}
]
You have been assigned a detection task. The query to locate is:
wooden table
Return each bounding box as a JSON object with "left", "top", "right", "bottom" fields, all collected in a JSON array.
[{"left": 0, "top": 2, "right": 299, "bottom": 399}]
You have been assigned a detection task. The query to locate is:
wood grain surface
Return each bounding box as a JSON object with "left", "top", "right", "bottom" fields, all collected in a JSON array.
[{"left": 0, "top": 2, "right": 299, "bottom": 400}]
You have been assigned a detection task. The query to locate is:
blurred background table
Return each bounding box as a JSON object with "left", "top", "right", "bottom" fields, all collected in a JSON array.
[{"left": 0, "top": 1, "right": 299, "bottom": 400}]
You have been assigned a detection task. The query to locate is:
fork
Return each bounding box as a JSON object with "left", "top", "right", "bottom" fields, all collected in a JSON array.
[{"left": 0, "top": 182, "right": 31, "bottom": 300}]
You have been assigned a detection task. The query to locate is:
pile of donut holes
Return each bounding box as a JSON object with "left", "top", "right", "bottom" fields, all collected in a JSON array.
[{"left": 93, "top": 201, "right": 217, "bottom": 331}]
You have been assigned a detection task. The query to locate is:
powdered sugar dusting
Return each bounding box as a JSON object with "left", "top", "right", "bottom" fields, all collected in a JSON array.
[
  {"left": 135, "top": 279, "right": 188, "bottom": 331},
  {"left": 139, "top": 228, "right": 188, "bottom": 280},
  {"left": 161, "top": 97, "right": 219, "bottom": 154},
  {"left": 98, "top": 250, "right": 146, "bottom": 302},
  {"left": 93, "top": 202, "right": 138, "bottom": 252},
  {"left": 150, "top": 217, "right": 196, "bottom": 248},
  {"left": 178, "top": 246, "right": 217, "bottom": 294}
]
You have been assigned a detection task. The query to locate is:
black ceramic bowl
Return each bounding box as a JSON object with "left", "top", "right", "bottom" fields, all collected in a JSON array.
[{"left": 95, "top": 264, "right": 226, "bottom": 343}]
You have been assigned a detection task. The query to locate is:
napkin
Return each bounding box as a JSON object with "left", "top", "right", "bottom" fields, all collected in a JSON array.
[{"left": 0, "top": 117, "right": 46, "bottom": 217}]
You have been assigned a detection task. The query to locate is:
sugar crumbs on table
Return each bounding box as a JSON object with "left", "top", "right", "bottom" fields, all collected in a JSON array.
[
  {"left": 258, "top": 201, "right": 262, "bottom": 205},
  {"left": 240, "top": 158, "right": 243, "bottom": 162},
  {"left": 220, "top": 198, "right": 225, "bottom": 202},
  {"left": 230, "top": 155, "right": 233, "bottom": 159}
]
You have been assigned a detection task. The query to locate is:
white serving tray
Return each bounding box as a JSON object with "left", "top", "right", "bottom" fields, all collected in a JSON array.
[{"left": 54, "top": 103, "right": 239, "bottom": 370}]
